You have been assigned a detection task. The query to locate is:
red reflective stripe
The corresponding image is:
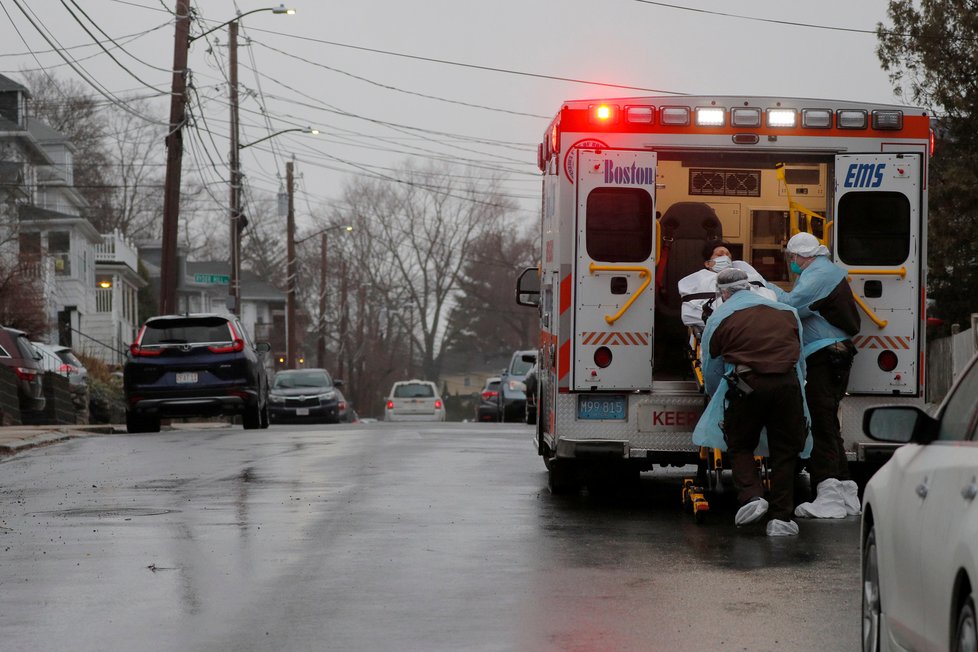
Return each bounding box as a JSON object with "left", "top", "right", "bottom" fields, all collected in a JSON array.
[{"left": 559, "top": 274, "right": 572, "bottom": 315}]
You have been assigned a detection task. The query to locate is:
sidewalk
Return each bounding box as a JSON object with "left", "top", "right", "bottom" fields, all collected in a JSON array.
[
  {"left": 0, "top": 424, "right": 121, "bottom": 457},
  {"left": 0, "top": 421, "right": 232, "bottom": 458}
]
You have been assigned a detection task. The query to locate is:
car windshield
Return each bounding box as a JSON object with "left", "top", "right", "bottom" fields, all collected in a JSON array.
[
  {"left": 394, "top": 383, "right": 434, "bottom": 398},
  {"left": 140, "top": 317, "right": 232, "bottom": 345},
  {"left": 273, "top": 370, "right": 331, "bottom": 389},
  {"left": 510, "top": 355, "right": 535, "bottom": 376}
]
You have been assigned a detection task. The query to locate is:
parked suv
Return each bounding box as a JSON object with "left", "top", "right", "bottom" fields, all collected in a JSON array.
[
  {"left": 476, "top": 376, "right": 501, "bottom": 422},
  {"left": 0, "top": 326, "right": 45, "bottom": 413},
  {"left": 123, "top": 314, "right": 271, "bottom": 433},
  {"left": 33, "top": 342, "right": 88, "bottom": 386},
  {"left": 498, "top": 349, "right": 536, "bottom": 422}
]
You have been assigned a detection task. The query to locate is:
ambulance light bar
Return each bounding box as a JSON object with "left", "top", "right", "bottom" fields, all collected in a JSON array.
[
  {"left": 625, "top": 106, "right": 654, "bottom": 124},
  {"left": 589, "top": 104, "right": 619, "bottom": 124},
  {"left": 695, "top": 107, "right": 725, "bottom": 127},
  {"left": 802, "top": 109, "right": 833, "bottom": 129},
  {"left": 731, "top": 108, "right": 761, "bottom": 127},
  {"left": 872, "top": 110, "right": 904, "bottom": 130},
  {"left": 837, "top": 110, "right": 868, "bottom": 129},
  {"left": 767, "top": 109, "right": 797, "bottom": 128},
  {"left": 660, "top": 106, "right": 690, "bottom": 126}
]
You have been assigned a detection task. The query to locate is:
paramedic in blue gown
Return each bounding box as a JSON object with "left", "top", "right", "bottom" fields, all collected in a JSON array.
[
  {"left": 698, "top": 268, "right": 808, "bottom": 536},
  {"left": 766, "top": 232, "right": 861, "bottom": 519}
]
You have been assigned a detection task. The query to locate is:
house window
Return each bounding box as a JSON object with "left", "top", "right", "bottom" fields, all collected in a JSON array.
[{"left": 49, "top": 231, "right": 71, "bottom": 276}]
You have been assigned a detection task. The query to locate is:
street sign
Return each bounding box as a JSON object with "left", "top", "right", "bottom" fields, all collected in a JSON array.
[{"left": 194, "top": 273, "right": 230, "bottom": 285}]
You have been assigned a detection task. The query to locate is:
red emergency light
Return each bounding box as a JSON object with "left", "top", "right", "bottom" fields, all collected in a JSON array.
[{"left": 589, "top": 104, "right": 619, "bottom": 125}]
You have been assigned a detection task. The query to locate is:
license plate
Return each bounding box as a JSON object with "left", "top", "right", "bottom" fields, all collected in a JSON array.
[
  {"left": 175, "top": 372, "right": 198, "bottom": 384},
  {"left": 296, "top": 408, "right": 309, "bottom": 416},
  {"left": 577, "top": 394, "right": 626, "bottom": 420}
]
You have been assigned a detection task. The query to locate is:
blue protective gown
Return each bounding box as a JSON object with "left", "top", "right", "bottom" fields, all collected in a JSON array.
[
  {"left": 692, "top": 289, "right": 812, "bottom": 458},
  {"left": 766, "top": 256, "right": 850, "bottom": 358}
]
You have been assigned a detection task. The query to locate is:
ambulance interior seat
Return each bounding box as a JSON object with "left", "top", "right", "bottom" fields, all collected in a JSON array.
[{"left": 654, "top": 202, "right": 722, "bottom": 378}]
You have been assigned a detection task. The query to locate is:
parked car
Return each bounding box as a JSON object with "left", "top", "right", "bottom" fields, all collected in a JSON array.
[
  {"left": 32, "top": 342, "right": 88, "bottom": 386},
  {"left": 498, "top": 349, "right": 536, "bottom": 422},
  {"left": 384, "top": 379, "right": 446, "bottom": 422},
  {"left": 268, "top": 368, "right": 351, "bottom": 424},
  {"left": 861, "top": 352, "right": 978, "bottom": 652},
  {"left": 476, "top": 376, "right": 501, "bottom": 422},
  {"left": 123, "top": 313, "right": 271, "bottom": 433},
  {"left": 0, "top": 326, "right": 45, "bottom": 413}
]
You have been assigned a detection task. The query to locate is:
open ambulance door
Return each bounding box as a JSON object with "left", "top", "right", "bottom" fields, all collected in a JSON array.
[
  {"left": 834, "top": 153, "right": 922, "bottom": 395},
  {"left": 573, "top": 149, "right": 657, "bottom": 392}
]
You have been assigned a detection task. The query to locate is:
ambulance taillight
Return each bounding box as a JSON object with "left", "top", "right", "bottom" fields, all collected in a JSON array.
[
  {"left": 594, "top": 346, "right": 612, "bottom": 369},
  {"left": 877, "top": 350, "right": 899, "bottom": 373}
]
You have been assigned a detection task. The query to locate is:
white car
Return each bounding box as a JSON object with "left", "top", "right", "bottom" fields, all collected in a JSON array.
[
  {"left": 861, "top": 352, "right": 978, "bottom": 652},
  {"left": 384, "top": 380, "right": 446, "bottom": 422}
]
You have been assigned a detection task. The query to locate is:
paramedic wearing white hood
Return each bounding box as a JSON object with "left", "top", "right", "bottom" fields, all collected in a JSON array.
[
  {"left": 766, "top": 232, "right": 861, "bottom": 519},
  {"left": 697, "top": 268, "right": 809, "bottom": 536}
]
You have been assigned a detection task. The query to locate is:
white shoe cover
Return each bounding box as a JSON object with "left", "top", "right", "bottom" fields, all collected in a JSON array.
[
  {"left": 735, "top": 497, "right": 769, "bottom": 526},
  {"left": 840, "top": 480, "right": 861, "bottom": 516},
  {"left": 794, "top": 478, "right": 847, "bottom": 519},
  {"left": 766, "top": 519, "right": 799, "bottom": 537}
]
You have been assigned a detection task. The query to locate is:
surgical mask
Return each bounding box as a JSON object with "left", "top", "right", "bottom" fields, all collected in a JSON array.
[
  {"left": 789, "top": 261, "right": 803, "bottom": 275},
  {"left": 711, "top": 255, "right": 732, "bottom": 272}
]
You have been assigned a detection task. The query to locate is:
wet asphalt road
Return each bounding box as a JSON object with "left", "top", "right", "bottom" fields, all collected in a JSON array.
[{"left": 0, "top": 422, "right": 861, "bottom": 651}]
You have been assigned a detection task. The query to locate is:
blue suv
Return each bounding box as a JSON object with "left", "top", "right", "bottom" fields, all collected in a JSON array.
[{"left": 123, "top": 314, "right": 271, "bottom": 433}]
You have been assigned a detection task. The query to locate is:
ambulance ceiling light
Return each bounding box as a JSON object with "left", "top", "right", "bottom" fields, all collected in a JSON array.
[
  {"left": 767, "top": 109, "right": 797, "bottom": 128},
  {"left": 625, "top": 106, "right": 654, "bottom": 124},
  {"left": 695, "top": 107, "right": 725, "bottom": 127},
  {"left": 872, "top": 110, "right": 904, "bottom": 130},
  {"left": 550, "top": 123, "right": 560, "bottom": 154},
  {"left": 660, "top": 106, "right": 690, "bottom": 126},
  {"left": 802, "top": 109, "right": 833, "bottom": 129},
  {"left": 589, "top": 104, "right": 619, "bottom": 125},
  {"left": 837, "top": 110, "right": 868, "bottom": 129},
  {"left": 731, "top": 108, "right": 761, "bottom": 127}
]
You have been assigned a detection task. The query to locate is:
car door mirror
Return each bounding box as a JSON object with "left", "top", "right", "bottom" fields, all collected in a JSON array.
[
  {"left": 862, "top": 405, "right": 936, "bottom": 445},
  {"left": 255, "top": 341, "right": 271, "bottom": 353},
  {"left": 516, "top": 266, "right": 540, "bottom": 307}
]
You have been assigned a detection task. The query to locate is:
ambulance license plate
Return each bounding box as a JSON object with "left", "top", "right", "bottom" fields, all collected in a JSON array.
[
  {"left": 577, "top": 395, "right": 626, "bottom": 420},
  {"left": 175, "top": 372, "right": 198, "bottom": 384}
]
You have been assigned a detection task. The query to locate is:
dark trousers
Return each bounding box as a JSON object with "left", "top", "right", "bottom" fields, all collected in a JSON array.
[
  {"left": 723, "top": 372, "right": 807, "bottom": 521},
  {"left": 804, "top": 343, "right": 854, "bottom": 490}
]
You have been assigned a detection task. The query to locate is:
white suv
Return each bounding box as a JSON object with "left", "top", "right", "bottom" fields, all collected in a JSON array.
[{"left": 384, "top": 380, "right": 446, "bottom": 422}]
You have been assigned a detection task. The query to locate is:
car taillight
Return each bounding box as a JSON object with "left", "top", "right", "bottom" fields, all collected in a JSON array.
[
  {"left": 208, "top": 339, "right": 245, "bottom": 354},
  {"left": 58, "top": 363, "right": 78, "bottom": 374},
  {"left": 14, "top": 367, "right": 37, "bottom": 381},
  {"left": 338, "top": 401, "right": 347, "bottom": 411},
  {"left": 386, "top": 400, "right": 394, "bottom": 409},
  {"left": 129, "top": 343, "right": 163, "bottom": 357},
  {"left": 481, "top": 390, "right": 498, "bottom": 400},
  {"left": 435, "top": 400, "right": 443, "bottom": 409}
]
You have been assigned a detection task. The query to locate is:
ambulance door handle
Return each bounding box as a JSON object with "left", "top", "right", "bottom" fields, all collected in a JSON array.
[{"left": 588, "top": 263, "right": 651, "bottom": 325}]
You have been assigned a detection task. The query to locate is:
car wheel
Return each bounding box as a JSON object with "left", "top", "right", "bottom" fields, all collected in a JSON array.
[
  {"left": 259, "top": 401, "right": 270, "bottom": 429},
  {"left": 862, "top": 525, "right": 881, "bottom": 652},
  {"left": 955, "top": 594, "right": 977, "bottom": 652},
  {"left": 547, "top": 458, "right": 578, "bottom": 495},
  {"left": 242, "top": 402, "right": 261, "bottom": 430}
]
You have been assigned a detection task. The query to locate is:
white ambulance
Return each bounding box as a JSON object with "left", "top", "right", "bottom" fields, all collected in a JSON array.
[{"left": 516, "top": 96, "right": 932, "bottom": 493}]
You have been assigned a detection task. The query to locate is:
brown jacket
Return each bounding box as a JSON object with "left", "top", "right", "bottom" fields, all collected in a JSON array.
[{"left": 709, "top": 304, "right": 801, "bottom": 374}]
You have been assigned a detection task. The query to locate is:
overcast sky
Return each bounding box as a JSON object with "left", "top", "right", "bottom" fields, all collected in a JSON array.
[{"left": 0, "top": 0, "right": 906, "bottom": 233}]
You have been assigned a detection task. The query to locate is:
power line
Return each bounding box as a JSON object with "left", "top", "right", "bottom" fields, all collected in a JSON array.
[{"left": 631, "top": 1, "right": 883, "bottom": 35}]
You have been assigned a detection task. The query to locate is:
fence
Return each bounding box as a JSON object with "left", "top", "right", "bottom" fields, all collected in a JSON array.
[{"left": 926, "top": 315, "right": 978, "bottom": 404}]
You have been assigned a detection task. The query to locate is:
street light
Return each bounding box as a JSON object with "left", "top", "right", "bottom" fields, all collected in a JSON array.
[{"left": 159, "top": 3, "right": 294, "bottom": 316}]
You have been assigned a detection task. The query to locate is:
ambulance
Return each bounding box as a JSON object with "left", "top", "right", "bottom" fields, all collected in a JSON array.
[{"left": 515, "top": 96, "right": 932, "bottom": 493}]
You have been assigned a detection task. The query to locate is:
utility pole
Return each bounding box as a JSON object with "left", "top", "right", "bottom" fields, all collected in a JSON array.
[
  {"left": 159, "top": 0, "right": 191, "bottom": 315},
  {"left": 227, "top": 20, "right": 241, "bottom": 315},
  {"left": 317, "top": 232, "right": 328, "bottom": 368},
  {"left": 286, "top": 161, "right": 297, "bottom": 369}
]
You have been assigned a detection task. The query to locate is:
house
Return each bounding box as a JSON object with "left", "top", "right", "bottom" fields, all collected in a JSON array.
[{"left": 0, "top": 73, "right": 144, "bottom": 365}]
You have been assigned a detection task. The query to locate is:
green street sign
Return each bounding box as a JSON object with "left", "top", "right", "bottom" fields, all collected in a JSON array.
[{"left": 194, "top": 273, "right": 230, "bottom": 285}]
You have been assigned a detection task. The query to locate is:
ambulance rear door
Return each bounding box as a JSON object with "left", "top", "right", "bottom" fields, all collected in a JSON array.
[
  {"left": 573, "top": 149, "right": 657, "bottom": 392},
  {"left": 834, "top": 153, "right": 922, "bottom": 395}
]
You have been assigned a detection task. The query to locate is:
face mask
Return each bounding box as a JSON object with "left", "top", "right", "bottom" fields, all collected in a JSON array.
[
  {"left": 711, "top": 255, "right": 732, "bottom": 272},
  {"left": 789, "top": 261, "right": 803, "bottom": 275}
]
